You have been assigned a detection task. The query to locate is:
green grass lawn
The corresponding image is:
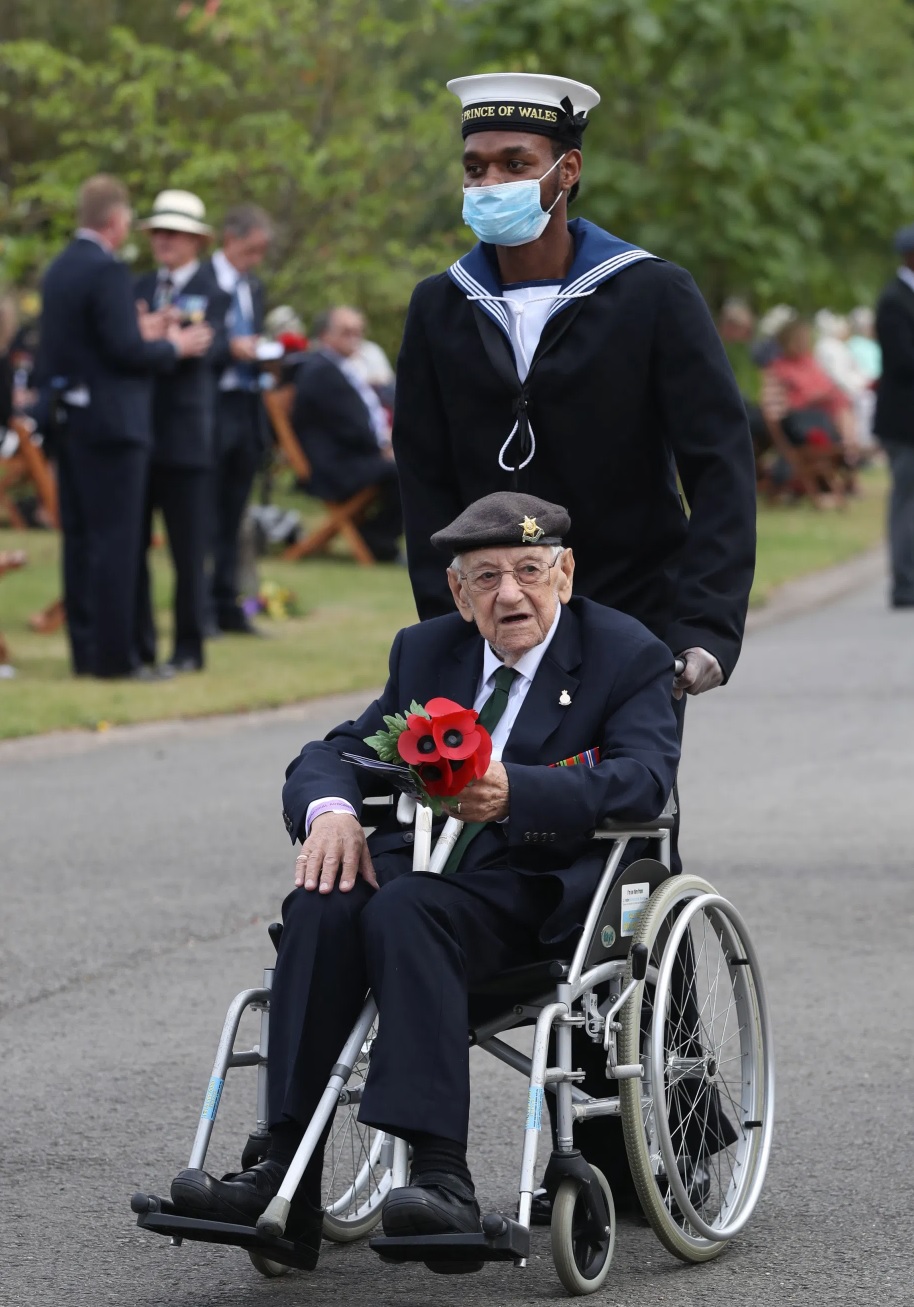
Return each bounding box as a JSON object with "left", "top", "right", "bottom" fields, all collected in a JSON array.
[{"left": 0, "top": 468, "right": 887, "bottom": 739}]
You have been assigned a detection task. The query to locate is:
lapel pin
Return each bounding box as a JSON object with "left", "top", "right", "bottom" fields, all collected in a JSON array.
[{"left": 559, "top": 689, "right": 572, "bottom": 707}]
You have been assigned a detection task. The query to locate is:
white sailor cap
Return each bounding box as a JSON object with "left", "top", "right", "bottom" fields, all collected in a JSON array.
[{"left": 447, "top": 72, "right": 600, "bottom": 147}]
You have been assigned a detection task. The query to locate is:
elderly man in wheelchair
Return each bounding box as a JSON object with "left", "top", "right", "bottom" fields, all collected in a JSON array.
[{"left": 135, "top": 491, "right": 773, "bottom": 1294}]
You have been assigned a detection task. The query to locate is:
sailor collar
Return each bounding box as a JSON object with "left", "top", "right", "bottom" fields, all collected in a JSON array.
[{"left": 447, "top": 217, "right": 656, "bottom": 339}]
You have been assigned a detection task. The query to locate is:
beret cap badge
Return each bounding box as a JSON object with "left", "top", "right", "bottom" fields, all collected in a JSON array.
[{"left": 520, "top": 515, "right": 545, "bottom": 544}]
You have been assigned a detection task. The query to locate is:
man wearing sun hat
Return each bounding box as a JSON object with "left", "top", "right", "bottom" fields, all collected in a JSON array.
[
  {"left": 134, "top": 190, "right": 230, "bottom": 672},
  {"left": 392, "top": 70, "right": 757, "bottom": 1212}
]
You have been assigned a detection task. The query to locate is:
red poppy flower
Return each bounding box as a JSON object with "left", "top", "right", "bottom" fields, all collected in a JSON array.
[
  {"left": 397, "top": 713, "right": 441, "bottom": 766},
  {"left": 421, "top": 696, "right": 483, "bottom": 760},
  {"left": 415, "top": 757, "right": 458, "bottom": 797}
]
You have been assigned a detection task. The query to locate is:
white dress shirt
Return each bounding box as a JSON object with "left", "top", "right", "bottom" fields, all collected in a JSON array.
[
  {"left": 304, "top": 604, "right": 564, "bottom": 834},
  {"left": 212, "top": 248, "right": 256, "bottom": 391},
  {"left": 898, "top": 266, "right": 914, "bottom": 296},
  {"left": 75, "top": 227, "right": 113, "bottom": 253}
]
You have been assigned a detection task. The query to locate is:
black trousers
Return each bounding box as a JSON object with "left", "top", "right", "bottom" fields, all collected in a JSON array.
[
  {"left": 268, "top": 864, "right": 550, "bottom": 1151},
  {"left": 56, "top": 435, "right": 149, "bottom": 677},
  {"left": 210, "top": 391, "right": 263, "bottom": 625},
  {"left": 136, "top": 464, "right": 209, "bottom": 667}
]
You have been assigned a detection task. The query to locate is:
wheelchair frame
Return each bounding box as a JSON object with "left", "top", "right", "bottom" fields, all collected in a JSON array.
[{"left": 134, "top": 793, "right": 774, "bottom": 1292}]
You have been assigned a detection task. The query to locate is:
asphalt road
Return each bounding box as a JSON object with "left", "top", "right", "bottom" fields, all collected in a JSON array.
[{"left": 2, "top": 579, "right": 913, "bottom": 1306}]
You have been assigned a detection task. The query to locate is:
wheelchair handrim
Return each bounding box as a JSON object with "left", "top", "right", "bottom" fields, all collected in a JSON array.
[{"left": 649, "top": 893, "right": 775, "bottom": 1243}]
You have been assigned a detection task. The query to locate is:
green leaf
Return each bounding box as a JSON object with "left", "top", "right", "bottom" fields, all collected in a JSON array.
[{"left": 408, "top": 700, "right": 431, "bottom": 719}]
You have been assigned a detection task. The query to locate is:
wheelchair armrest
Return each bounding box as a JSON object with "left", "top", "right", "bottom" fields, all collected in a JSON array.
[{"left": 593, "top": 791, "right": 677, "bottom": 838}]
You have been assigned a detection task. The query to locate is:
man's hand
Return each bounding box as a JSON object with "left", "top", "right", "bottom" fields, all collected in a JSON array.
[
  {"left": 294, "top": 812, "right": 378, "bottom": 894},
  {"left": 136, "top": 300, "right": 168, "bottom": 341},
  {"left": 446, "top": 761, "right": 510, "bottom": 823},
  {"left": 169, "top": 322, "right": 214, "bottom": 358},
  {"left": 673, "top": 647, "right": 723, "bottom": 700},
  {"left": 229, "top": 335, "right": 260, "bottom": 362}
]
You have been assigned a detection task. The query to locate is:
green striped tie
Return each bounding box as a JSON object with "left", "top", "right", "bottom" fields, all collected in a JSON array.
[{"left": 441, "top": 664, "right": 518, "bottom": 875}]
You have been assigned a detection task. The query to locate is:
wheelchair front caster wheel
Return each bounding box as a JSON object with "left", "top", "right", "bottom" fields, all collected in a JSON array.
[
  {"left": 247, "top": 1251, "right": 291, "bottom": 1278},
  {"left": 550, "top": 1164, "right": 615, "bottom": 1295}
]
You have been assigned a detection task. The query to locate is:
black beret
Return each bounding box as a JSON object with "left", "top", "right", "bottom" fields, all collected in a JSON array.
[
  {"left": 431, "top": 492, "right": 571, "bottom": 555},
  {"left": 894, "top": 223, "right": 914, "bottom": 254}
]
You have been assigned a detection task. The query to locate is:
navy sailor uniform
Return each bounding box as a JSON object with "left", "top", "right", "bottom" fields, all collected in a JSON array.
[{"left": 392, "top": 217, "right": 756, "bottom": 679}]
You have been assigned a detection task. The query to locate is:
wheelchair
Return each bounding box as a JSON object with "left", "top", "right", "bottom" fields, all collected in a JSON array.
[{"left": 133, "top": 791, "right": 774, "bottom": 1295}]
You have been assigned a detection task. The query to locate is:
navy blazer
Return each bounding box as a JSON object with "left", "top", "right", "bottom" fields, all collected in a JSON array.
[
  {"left": 393, "top": 219, "right": 757, "bottom": 680},
  {"left": 134, "top": 263, "right": 231, "bottom": 468},
  {"left": 282, "top": 596, "right": 680, "bottom": 943},
  {"left": 292, "top": 350, "right": 387, "bottom": 501},
  {"left": 874, "top": 275, "right": 914, "bottom": 449},
  {"left": 36, "top": 237, "right": 176, "bottom": 446}
]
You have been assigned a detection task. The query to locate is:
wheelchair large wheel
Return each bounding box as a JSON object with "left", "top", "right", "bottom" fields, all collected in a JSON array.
[
  {"left": 551, "top": 1165, "right": 615, "bottom": 1296},
  {"left": 618, "top": 875, "right": 774, "bottom": 1263},
  {"left": 321, "top": 1014, "right": 393, "bottom": 1241}
]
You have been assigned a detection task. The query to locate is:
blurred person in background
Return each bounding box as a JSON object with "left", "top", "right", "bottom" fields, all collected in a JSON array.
[
  {"left": 134, "top": 190, "right": 231, "bottom": 674},
  {"left": 874, "top": 225, "right": 914, "bottom": 609},
  {"left": 847, "top": 306, "right": 881, "bottom": 450},
  {"left": 0, "top": 295, "right": 15, "bottom": 432},
  {"left": 36, "top": 174, "right": 211, "bottom": 680},
  {"left": 293, "top": 306, "right": 402, "bottom": 561},
  {"left": 764, "top": 316, "right": 859, "bottom": 463},
  {"left": 814, "top": 309, "right": 871, "bottom": 447},
  {"left": 717, "top": 297, "right": 768, "bottom": 461},
  {"left": 205, "top": 204, "right": 273, "bottom": 636}
]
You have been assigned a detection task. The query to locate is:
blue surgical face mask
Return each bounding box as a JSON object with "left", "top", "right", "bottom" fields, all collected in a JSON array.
[{"left": 462, "top": 154, "right": 566, "bottom": 247}]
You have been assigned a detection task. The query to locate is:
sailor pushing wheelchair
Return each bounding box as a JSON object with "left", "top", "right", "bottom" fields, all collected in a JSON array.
[{"left": 133, "top": 492, "right": 773, "bottom": 1293}]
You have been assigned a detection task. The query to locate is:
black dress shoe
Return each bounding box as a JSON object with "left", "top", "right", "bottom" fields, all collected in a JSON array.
[
  {"left": 217, "top": 613, "right": 265, "bottom": 636},
  {"left": 171, "top": 1161, "right": 322, "bottom": 1266},
  {"left": 163, "top": 657, "right": 203, "bottom": 674},
  {"left": 382, "top": 1175, "right": 482, "bottom": 1274}
]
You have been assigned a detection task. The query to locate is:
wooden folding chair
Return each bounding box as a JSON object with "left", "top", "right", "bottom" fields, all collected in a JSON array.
[
  {"left": 0, "top": 418, "right": 60, "bottom": 529},
  {"left": 262, "top": 386, "right": 378, "bottom": 565}
]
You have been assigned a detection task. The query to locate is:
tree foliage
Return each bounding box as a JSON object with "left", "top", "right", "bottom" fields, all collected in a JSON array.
[{"left": 2, "top": 0, "right": 914, "bottom": 345}]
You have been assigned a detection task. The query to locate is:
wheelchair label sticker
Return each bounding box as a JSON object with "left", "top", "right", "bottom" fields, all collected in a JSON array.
[
  {"left": 601, "top": 925, "right": 616, "bottom": 948},
  {"left": 620, "top": 882, "right": 650, "bottom": 937},
  {"left": 201, "top": 1076, "right": 224, "bottom": 1121},
  {"left": 526, "top": 1085, "right": 544, "bottom": 1132}
]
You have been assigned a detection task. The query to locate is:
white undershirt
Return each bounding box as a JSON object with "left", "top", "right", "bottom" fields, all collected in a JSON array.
[
  {"left": 502, "top": 283, "right": 562, "bottom": 380},
  {"left": 305, "top": 603, "right": 564, "bottom": 833}
]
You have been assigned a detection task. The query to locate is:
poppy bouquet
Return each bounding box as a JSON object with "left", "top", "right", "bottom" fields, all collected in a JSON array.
[{"left": 364, "top": 698, "right": 492, "bottom": 813}]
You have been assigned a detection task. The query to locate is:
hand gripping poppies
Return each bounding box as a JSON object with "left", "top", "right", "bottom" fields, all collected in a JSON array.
[{"left": 362, "top": 698, "right": 492, "bottom": 812}]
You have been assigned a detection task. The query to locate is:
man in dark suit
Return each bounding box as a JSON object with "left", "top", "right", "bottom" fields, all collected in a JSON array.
[
  {"left": 134, "top": 191, "right": 232, "bottom": 671},
  {"left": 205, "top": 204, "right": 273, "bottom": 635},
  {"left": 293, "top": 306, "right": 403, "bottom": 561},
  {"left": 36, "top": 175, "right": 212, "bottom": 679},
  {"left": 874, "top": 224, "right": 914, "bottom": 610},
  {"left": 170, "top": 492, "right": 680, "bottom": 1259}
]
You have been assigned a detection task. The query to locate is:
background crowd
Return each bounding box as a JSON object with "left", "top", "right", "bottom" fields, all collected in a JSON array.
[{"left": 3, "top": 187, "right": 912, "bottom": 681}]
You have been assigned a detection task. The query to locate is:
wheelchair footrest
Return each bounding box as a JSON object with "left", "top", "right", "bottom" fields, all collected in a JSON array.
[
  {"left": 370, "top": 1213, "right": 530, "bottom": 1264},
  {"left": 131, "top": 1193, "right": 317, "bottom": 1272}
]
